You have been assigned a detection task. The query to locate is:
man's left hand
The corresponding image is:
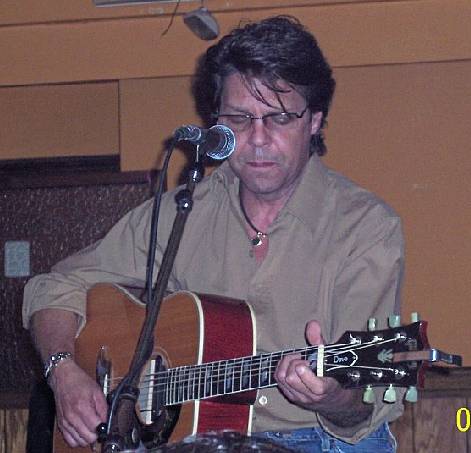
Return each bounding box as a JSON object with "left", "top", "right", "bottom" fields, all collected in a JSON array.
[{"left": 275, "top": 320, "right": 362, "bottom": 415}]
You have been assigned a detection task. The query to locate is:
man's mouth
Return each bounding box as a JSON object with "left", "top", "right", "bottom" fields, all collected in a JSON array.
[{"left": 246, "top": 161, "right": 278, "bottom": 168}]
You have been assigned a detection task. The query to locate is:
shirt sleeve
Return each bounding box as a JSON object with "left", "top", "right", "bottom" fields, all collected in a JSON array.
[
  {"left": 317, "top": 210, "right": 406, "bottom": 443},
  {"left": 22, "top": 197, "right": 178, "bottom": 334}
]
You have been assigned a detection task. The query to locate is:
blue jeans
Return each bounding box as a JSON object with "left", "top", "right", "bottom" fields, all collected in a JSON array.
[{"left": 254, "top": 422, "right": 396, "bottom": 453}]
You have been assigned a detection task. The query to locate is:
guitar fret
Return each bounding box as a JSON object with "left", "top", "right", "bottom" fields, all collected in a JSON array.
[
  {"left": 176, "top": 367, "right": 181, "bottom": 403},
  {"left": 216, "top": 361, "right": 222, "bottom": 395},
  {"left": 204, "top": 363, "right": 210, "bottom": 398},
  {"left": 182, "top": 367, "right": 188, "bottom": 402},
  {"left": 214, "top": 362, "right": 219, "bottom": 395},
  {"left": 233, "top": 360, "right": 239, "bottom": 392},
  {"left": 169, "top": 368, "right": 174, "bottom": 404},
  {"left": 243, "top": 357, "right": 251, "bottom": 390},
  {"left": 217, "top": 361, "right": 223, "bottom": 395},
  {"left": 190, "top": 366, "right": 195, "bottom": 401},
  {"left": 240, "top": 358, "right": 247, "bottom": 391},
  {"left": 167, "top": 368, "right": 172, "bottom": 405},
  {"left": 225, "top": 361, "right": 230, "bottom": 393},
  {"left": 267, "top": 353, "right": 274, "bottom": 386},
  {"left": 206, "top": 363, "right": 211, "bottom": 397},
  {"left": 178, "top": 367, "right": 184, "bottom": 403},
  {"left": 197, "top": 364, "right": 202, "bottom": 400}
]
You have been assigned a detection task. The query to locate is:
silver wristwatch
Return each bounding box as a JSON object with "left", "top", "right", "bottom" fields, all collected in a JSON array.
[{"left": 43, "top": 351, "right": 73, "bottom": 380}]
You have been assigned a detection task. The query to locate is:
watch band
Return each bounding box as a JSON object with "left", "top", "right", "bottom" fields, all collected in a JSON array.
[{"left": 43, "top": 351, "right": 73, "bottom": 380}]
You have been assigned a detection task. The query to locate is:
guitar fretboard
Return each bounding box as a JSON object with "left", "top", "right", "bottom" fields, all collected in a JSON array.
[{"left": 161, "top": 347, "right": 315, "bottom": 405}]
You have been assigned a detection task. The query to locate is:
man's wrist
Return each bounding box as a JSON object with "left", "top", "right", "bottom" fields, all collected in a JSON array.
[
  {"left": 43, "top": 351, "right": 73, "bottom": 381},
  {"left": 316, "top": 388, "right": 373, "bottom": 428}
]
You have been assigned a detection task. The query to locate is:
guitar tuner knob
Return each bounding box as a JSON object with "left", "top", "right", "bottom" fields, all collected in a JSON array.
[
  {"left": 405, "top": 386, "right": 418, "bottom": 403},
  {"left": 383, "top": 384, "right": 397, "bottom": 403},
  {"left": 370, "top": 369, "right": 383, "bottom": 381},
  {"left": 347, "top": 370, "right": 361, "bottom": 383},
  {"left": 388, "top": 315, "right": 401, "bottom": 328},
  {"left": 394, "top": 331, "right": 407, "bottom": 342},
  {"left": 411, "top": 312, "right": 420, "bottom": 323},
  {"left": 394, "top": 366, "right": 408, "bottom": 380},
  {"left": 349, "top": 335, "right": 362, "bottom": 345},
  {"left": 363, "top": 385, "right": 375, "bottom": 404},
  {"left": 367, "top": 318, "right": 377, "bottom": 331}
]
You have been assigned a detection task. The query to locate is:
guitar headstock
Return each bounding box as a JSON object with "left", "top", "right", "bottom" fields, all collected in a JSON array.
[{"left": 309, "top": 313, "right": 462, "bottom": 404}]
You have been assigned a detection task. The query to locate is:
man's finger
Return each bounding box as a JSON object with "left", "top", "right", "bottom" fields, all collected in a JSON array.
[{"left": 305, "top": 320, "right": 325, "bottom": 345}]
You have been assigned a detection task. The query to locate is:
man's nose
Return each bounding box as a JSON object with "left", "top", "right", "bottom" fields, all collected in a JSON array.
[{"left": 247, "top": 118, "right": 271, "bottom": 147}]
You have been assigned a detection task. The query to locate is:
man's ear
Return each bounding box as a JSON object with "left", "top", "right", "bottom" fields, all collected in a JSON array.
[{"left": 311, "top": 111, "right": 323, "bottom": 135}]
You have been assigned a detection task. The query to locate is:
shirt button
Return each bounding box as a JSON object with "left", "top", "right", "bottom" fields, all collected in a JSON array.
[{"left": 258, "top": 395, "right": 268, "bottom": 406}]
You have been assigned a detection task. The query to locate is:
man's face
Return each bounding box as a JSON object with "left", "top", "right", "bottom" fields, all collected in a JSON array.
[{"left": 219, "top": 73, "right": 322, "bottom": 200}]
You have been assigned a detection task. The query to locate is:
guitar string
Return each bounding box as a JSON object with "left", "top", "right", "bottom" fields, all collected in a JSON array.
[{"left": 104, "top": 337, "right": 400, "bottom": 400}]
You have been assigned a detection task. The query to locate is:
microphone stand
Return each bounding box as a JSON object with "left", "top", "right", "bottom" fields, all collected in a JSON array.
[{"left": 100, "top": 155, "right": 205, "bottom": 452}]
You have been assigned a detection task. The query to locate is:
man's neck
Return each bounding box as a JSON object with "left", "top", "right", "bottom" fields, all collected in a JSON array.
[{"left": 239, "top": 184, "right": 297, "bottom": 233}]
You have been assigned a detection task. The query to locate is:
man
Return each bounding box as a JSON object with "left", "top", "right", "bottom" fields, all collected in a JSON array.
[{"left": 23, "top": 16, "right": 403, "bottom": 452}]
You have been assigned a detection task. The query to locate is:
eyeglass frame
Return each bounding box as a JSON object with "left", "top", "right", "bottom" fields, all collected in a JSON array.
[{"left": 212, "top": 106, "right": 310, "bottom": 132}]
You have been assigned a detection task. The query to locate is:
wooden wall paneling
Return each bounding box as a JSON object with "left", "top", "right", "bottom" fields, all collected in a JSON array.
[
  {"left": 0, "top": 409, "right": 28, "bottom": 453},
  {"left": 119, "top": 76, "right": 209, "bottom": 187},
  {"left": 1, "top": 0, "right": 470, "bottom": 86},
  {"left": 325, "top": 60, "right": 471, "bottom": 365},
  {"left": 0, "top": 0, "right": 382, "bottom": 26},
  {"left": 0, "top": 82, "right": 119, "bottom": 160},
  {"left": 390, "top": 402, "right": 414, "bottom": 453},
  {"left": 413, "top": 397, "right": 467, "bottom": 453},
  {"left": 468, "top": 397, "right": 471, "bottom": 452}
]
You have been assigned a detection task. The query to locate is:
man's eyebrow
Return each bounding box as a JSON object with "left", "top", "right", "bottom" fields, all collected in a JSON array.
[
  {"left": 220, "top": 103, "right": 286, "bottom": 114},
  {"left": 219, "top": 104, "right": 251, "bottom": 114}
]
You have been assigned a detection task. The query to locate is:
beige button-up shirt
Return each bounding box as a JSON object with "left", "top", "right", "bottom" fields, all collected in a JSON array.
[{"left": 23, "top": 155, "right": 405, "bottom": 443}]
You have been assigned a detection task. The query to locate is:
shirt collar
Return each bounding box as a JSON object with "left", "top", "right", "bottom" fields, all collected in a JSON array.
[
  {"left": 283, "top": 154, "right": 330, "bottom": 230},
  {"left": 211, "top": 154, "right": 330, "bottom": 232}
]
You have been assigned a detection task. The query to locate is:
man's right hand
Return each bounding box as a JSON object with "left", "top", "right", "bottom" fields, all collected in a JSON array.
[{"left": 49, "top": 359, "right": 108, "bottom": 448}]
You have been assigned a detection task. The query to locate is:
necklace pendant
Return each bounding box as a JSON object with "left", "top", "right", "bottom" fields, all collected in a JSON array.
[{"left": 252, "top": 232, "right": 264, "bottom": 247}]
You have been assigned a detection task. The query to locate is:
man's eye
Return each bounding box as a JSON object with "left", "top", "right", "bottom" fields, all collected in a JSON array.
[
  {"left": 270, "top": 113, "right": 294, "bottom": 125},
  {"left": 228, "top": 115, "right": 250, "bottom": 125}
]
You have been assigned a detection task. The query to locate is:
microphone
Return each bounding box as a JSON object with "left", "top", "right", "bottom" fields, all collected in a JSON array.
[{"left": 173, "top": 124, "right": 236, "bottom": 160}]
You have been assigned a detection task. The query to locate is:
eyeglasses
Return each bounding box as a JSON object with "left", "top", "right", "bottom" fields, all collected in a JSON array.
[{"left": 215, "top": 106, "right": 309, "bottom": 133}]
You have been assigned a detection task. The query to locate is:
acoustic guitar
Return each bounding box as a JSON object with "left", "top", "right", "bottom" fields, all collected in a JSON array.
[{"left": 53, "top": 283, "right": 460, "bottom": 452}]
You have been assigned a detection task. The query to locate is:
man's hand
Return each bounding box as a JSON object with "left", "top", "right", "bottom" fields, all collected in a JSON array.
[
  {"left": 275, "top": 320, "right": 372, "bottom": 427},
  {"left": 49, "top": 359, "right": 108, "bottom": 448}
]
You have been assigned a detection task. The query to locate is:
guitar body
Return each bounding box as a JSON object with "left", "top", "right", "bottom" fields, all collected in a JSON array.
[{"left": 53, "top": 284, "right": 257, "bottom": 453}]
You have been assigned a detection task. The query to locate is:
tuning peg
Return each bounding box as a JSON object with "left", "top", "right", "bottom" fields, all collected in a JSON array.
[
  {"left": 363, "top": 385, "right": 375, "bottom": 404},
  {"left": 367, "top": 318, "right": 377, "bottom": 331},
  {"left": 405, "top": 386, "right": 418, "bottom": 403},
  {"left": 411, "top": 312, "right": 420, "bottom": 323},
  {"left": 388, "top": 315, "right": 401, "bottom": 328},
  {"left": 383, "top": 384, "right": 397, "bottom": 403}
]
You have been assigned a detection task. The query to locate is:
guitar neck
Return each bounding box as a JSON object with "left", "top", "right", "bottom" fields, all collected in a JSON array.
[{"left": 162, "top": 346, "right": 318, "bottom": 405}]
